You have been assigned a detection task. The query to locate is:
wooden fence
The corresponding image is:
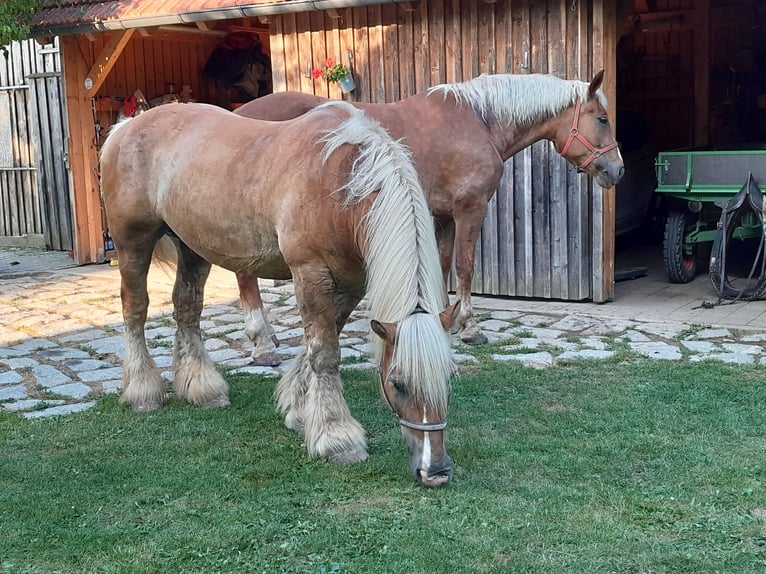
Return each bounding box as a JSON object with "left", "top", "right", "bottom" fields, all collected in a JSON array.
[{"left": 0, "top": 38, "right": 72, "bottom": 251}]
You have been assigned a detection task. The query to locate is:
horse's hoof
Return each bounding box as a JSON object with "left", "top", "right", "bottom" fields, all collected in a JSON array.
[
  {"left": 460, "top": 331, "right": 488, "bottom": 345},
  {"left": 199, "top": 396, "right": 230, "bottom": 409},
  {"left": 251, "top": 351, "right": 282, "bottom": 367},
  {"left": 123, "top": 399, "right": 164, "bottom": 413},
  {"left": 327, "top": 447, "right": 369, "bottom": 464},
  {"left": 284, "top": 411, "right": 305, "bottom": 435}
]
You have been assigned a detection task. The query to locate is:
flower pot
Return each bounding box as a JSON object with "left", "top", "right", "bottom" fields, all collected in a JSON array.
[{"left": 336, "top": 74, "right": 356, "bottom": 94}]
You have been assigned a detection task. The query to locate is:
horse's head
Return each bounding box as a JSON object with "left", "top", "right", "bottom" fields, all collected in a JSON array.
[
  {"left": 554, "top": 70, "right": 625, "bottom": 188},
  {"left": 370, "top": 302, "right": 459, "bottom": 487}
]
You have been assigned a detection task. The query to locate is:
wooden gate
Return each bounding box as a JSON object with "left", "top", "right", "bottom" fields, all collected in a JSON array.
[{"left": 0, "top": 39, "right": 73, "bottom": 251}]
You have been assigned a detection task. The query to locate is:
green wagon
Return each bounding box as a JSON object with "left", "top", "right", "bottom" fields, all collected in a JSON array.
[{"left": 654, "top": 145, "right": 766, "bottom": 283}]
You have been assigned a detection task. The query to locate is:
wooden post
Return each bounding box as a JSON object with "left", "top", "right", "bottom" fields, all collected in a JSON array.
[
  {"left": 61, "top": 35, "right": 104, "bottom": 264},
  {"left": 591, "top": 0, "right": 617, "bottom": 303},
  {"left": 693, "top": 0, "right": 710, "bottom": 145}
]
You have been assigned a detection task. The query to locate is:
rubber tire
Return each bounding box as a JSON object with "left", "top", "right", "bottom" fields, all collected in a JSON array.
[{"left": 663, "top": 210, "right": 697, "bottom": 283}]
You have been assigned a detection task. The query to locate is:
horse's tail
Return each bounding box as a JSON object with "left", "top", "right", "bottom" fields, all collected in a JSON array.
[
  {"left": 147, "top": 235, "right": 178, "bottom": 279},
  {"left": 319, "top": 102, "right": 445, "bottom": 322},
  {"left": 152, "top": 235, "right": 177, "bottom": 266}
]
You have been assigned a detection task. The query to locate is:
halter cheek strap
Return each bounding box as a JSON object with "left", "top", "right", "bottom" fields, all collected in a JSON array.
[
  {"left": 378, "top": 374, "right": 448, "bottom": 432},
  {"left": 559, "top": 100, "right": 619, "bottom": 170}
]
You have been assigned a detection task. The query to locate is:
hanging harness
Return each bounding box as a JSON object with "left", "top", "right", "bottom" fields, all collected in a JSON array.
[{"left": 708, "top": 174, "right": 766, "bottom": 300}]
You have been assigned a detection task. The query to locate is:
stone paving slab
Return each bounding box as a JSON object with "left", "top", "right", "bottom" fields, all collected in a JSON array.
[{"left": 3, "top": 257, "right": 766, "bottom": 419}]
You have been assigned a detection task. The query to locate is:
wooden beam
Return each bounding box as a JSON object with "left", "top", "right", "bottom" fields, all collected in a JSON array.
[
  {"left": 693, "top": 0, "right": 710, "bottom": 145},
  {"left": 61, "top": 36, "right": 105, "bottom": 264},
  {"left": 591, "top": 0, "right": 617, "bottom": 303},
  {"left": 84, "top": 29, "right": 134, "bottom": 99}
]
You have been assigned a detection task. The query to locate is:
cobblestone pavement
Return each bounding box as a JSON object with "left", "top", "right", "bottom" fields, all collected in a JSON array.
[{"left": 2, "top": 257, "right": 766, "bottom": 420}]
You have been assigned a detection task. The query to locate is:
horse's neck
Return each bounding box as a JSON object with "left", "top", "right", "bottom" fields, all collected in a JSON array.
[{"left": 489, "top": 116, "right": 557, "bottom": 162}]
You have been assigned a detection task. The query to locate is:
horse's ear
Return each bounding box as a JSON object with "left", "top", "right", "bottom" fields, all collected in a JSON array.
[
  {"left": 588, "top": 70, "right": 605, "bottom": 100},
  {"left": 439, "top": 300, "right": 461, "bottom": 331},
  {"left": 371, "top": 319, "right": 396, "bottom": 343}
]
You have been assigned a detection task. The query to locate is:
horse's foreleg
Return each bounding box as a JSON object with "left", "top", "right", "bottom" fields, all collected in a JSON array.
[
  {"left": 172, "top": 242, "right": 230, "bottom": 408},
  {"left": 236, "top": 274, "right": 281, "bottom": 366},
  {"left": 118, "top": 245, "right": 167, "bottom": 412},
  {"left": 285, "top": 268, "right": 367, "bottom": 463},
  {"left": 453, "top": 213, "right": 489, "bottom": 345},
  {"left": 274, "top": 289, "right": 361, "bottom": 436}
]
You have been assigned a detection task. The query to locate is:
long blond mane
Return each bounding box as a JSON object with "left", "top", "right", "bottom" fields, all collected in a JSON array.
[
  {"left": 428, "top": 73, "right": 607, "bottom": 127},
  {"left": 320, "top": 103, "right": 454, "bottom": 411}
]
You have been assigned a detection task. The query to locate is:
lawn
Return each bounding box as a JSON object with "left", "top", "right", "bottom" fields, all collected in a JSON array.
[{"left": 1, "top": 358, "right": 765, "bottom": 573}]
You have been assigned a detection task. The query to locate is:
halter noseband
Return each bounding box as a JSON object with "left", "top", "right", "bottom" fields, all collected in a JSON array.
[
  {"left": 559, "top": 100, "right": 619, "bottom": 170},
  {"left": 378, "top": 373, "right": 449, "bottom": 432}
]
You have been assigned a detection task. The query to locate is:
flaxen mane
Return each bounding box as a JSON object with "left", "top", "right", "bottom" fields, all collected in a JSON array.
[
  {"left": 428, "top": 73, "right": 607, "bottom": 127},
  {"left": 321, "top": 103, "right": 454, "bottom": 411}
]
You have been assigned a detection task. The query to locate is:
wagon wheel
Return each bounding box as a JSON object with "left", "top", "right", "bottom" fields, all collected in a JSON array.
[{"left": 663, "top": 210, "right": 698, "bottom": 283}]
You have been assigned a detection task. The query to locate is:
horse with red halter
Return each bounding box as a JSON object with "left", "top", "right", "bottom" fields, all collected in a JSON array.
[
  {"left": 233, "top": 70, "right": 624, "bottom": 365},
  {"left": 100, "top": 101, "right": 458, "bottom": 486}
]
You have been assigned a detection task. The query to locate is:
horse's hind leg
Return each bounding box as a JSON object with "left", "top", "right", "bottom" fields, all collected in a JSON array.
[
  {"left": 119, "top": 242, "right": 167, "bottom": 412},
  {"left": 172, "top": 242, "right": 230, "bottom": 408},
  {"left": 274, "top": 348, "right": 311, "bottom": 434},
  {"left": 236, "top": 274, "right": 281, "bottom": 366}
]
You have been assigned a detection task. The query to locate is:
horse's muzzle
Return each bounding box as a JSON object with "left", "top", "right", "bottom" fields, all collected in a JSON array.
[
  {"left": 416, "top": 458, "right": 453, "bottom": 487},
  {"left": 595, "top": 162, "right": 625, "bottom": 189}
]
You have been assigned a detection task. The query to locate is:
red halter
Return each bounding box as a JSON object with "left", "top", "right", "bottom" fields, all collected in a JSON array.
[{"left": 559, "top": 100, "right": 619, "bottom": 170}]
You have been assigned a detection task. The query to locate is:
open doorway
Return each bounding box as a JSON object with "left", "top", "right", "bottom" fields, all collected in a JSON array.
[{"left": 615, "top": 0, "right": 766, "bottom": 289}]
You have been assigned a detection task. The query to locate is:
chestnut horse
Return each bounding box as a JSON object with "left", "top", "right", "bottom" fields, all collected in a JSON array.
[
  {"left": 100, "top": 101, "right": 458, "bottom": 486},
  {"left": 234, "top": 70, "right": 624, "bottom": 364}
]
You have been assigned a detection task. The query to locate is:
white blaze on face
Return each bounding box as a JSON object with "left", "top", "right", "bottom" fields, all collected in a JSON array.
[{"left": 420, "top": 407, "right": 432, "bottom": 471}]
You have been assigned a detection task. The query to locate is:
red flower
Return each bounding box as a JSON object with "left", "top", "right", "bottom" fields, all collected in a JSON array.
[
  {"left": 311, "top": 67, "right": 323, "bottom": 80},
  {"left": 325, "top": 57, "right": 335, "bottom": 67}
]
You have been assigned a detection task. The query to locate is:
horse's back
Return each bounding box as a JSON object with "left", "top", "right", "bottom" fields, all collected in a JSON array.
[
  {"left": 102, "top": 101, "right": 343, "bottom": 211},
  {"left": 236, "top": 91, "right": 329, "bottom": 121},
  {"left": 100, "top": 102, "right": 365, "bottom": 276},
  {"left": 234, "top": 91, "right": 503, "bottom": 213}
]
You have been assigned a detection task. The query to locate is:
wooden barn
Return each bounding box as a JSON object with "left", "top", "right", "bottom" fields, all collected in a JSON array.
[{"left": 21, "top": 0, "right": 765, "bottom": 303}]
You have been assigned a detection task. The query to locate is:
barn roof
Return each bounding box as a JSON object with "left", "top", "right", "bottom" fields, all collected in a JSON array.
[{"left": 30, "top": 0, "right": 405, "bottom": 37}]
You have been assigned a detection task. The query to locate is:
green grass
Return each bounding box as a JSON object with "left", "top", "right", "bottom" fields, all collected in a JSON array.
[{"left": 2, "top": 360, "right": 766, "bottom": 573}]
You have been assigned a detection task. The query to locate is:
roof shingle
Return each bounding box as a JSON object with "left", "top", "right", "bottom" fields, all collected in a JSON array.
[{"left": 31, "top": 0, "right": 287, "bottom": 36}]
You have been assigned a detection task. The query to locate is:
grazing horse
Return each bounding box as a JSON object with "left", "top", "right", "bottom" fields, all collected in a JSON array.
[
  {"left": 100, "top": 101, "right": 458, "bottom": 486},
  {"left": 233, "top": 70, "right": 624, "bottom": 364}
]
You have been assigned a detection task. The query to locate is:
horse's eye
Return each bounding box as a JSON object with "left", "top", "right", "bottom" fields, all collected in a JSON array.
[
  {"left": 390, "top": 378, "right": 408, "bottom": 395},
  {"left": 597, "top": 116, "right": 609, "bottom": 125}
]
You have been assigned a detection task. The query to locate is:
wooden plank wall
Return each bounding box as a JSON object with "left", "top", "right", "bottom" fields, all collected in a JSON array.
[
  {"left": 270, "top": 0, "right": 610, "bottom": 300},
  {"left": 0, "top": 38, "right": 71, "bottom": 250},
  {"left": 617, "top": 0, "right": 696, "bottom": 149},
  {"left": 618, "top": 0, "right": 763, "bottom": 149},
  {"left": 85, "top": 29, "right": 269, "bottom": 148}
]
